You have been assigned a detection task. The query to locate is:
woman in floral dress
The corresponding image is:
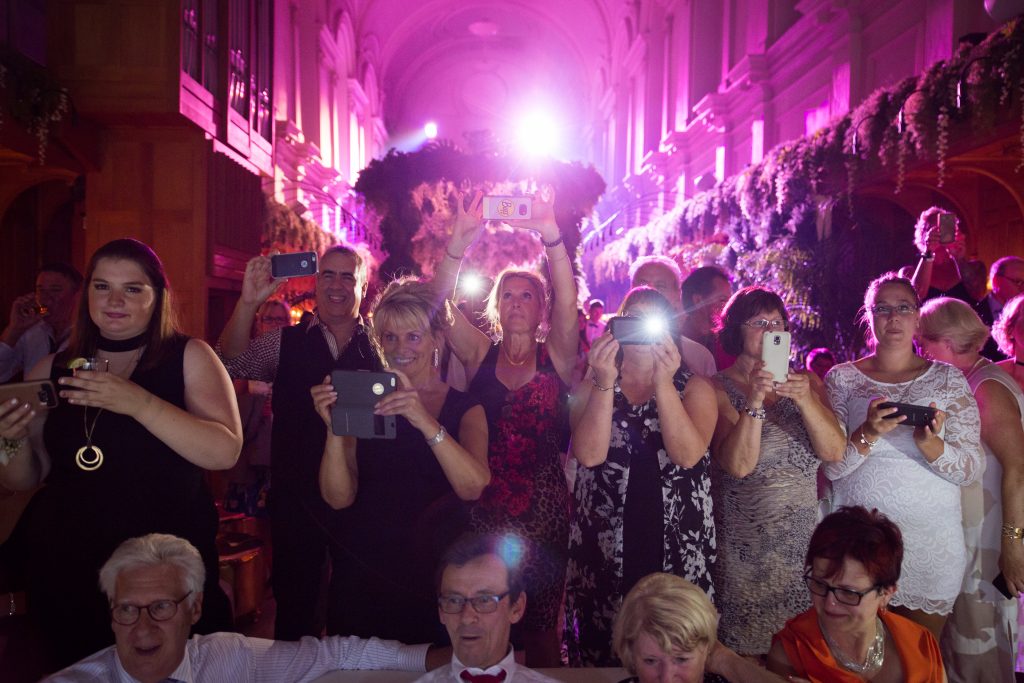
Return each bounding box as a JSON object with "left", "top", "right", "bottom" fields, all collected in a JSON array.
[
  {"left": 564, "top": 286, "right": 719, "bottom": 666},
  {"left": 437, "top": 189, "right": 578, "bottom": 666}
]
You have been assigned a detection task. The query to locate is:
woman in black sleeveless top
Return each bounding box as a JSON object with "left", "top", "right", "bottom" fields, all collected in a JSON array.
[{"left": 0, "top": 239, "right": 242, "bottom": 670}]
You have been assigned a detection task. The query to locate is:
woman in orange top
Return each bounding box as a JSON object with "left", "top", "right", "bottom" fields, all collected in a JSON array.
[{"left": 768, "top": 506, "right": 946, "bottom": 682}]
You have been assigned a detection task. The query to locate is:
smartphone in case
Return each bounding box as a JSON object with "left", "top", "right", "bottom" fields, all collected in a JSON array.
[
  {"left": 992, "top": 572, "right": 1015, "bottom": 600},
  {"left": 608, "top": 316, "right": 655, "bottom": 345},
  {"left": 0, "top": 380, "right": 59, "bottom": 411},
  {"left": 271, "top": 251, "right": 318, "bottom": 279},
  {"left": 761, "top": 331, "right": 791, "bottom": 383},
  {"left": 938, "top": 214, "right": 956, "bottom": 244},
  {"left": 482, "top": 196, "right": 532, "bottom": 221},
  {"left": 878, "top": 401, "right": 938, "bottom": 427},
  {"left": 329, "top": 370, "right": 398, "bottom": 439}
]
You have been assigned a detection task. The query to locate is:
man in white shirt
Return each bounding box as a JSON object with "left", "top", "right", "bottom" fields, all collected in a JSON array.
[
  {"left": 584, "top": 299, "right": 606, "bottom": 348},
  {"left": 44, "top": 533, "right": 439, "bottom": 683},
  {"left": 414, "top": 534, "right": 557, "bottom": 683},
  {"left": 629, "top": 256, "right": 717, "bottom": 377},
  {"left": 0, "top": 263, "right": 81, "bottom": 382}
]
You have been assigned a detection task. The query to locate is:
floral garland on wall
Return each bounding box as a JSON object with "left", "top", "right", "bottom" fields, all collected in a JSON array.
[
  {"left": 0, "top": 47, "right": 71, "bottom": 164},
  {"left": 354, "top": 141, "right": 606, "bottom": 281},
  {"left": 591, "top": 16, "right": 1024, "bottom": 358}
]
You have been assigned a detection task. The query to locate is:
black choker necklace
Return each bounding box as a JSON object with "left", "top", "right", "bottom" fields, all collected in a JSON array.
[{"left": 97, "top": 333, "right": 147, "bottom": 352}]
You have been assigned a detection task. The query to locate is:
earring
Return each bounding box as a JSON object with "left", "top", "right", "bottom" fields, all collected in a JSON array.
[{"left": 433, "top": 347, "right": 440, "bottom": 368}]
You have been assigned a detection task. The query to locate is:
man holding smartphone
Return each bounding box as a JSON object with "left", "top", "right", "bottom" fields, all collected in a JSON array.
[{"left": 217, "top": 245, "right": 382, "bottom": 641}]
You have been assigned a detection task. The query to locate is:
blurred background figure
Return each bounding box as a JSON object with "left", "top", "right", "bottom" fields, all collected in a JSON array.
[
  {"left": 584, "top": 298, "right": 605, "bottom": 349},
  {"left": 976, "top": 256, "right": 1024, "bottom": 361},
  {"left": 804, "top": 347, "right": 836, "bottom": 380},
  {"left": 910, "top": 207, "right": 974, "bottom": 305},
  {"left": 681, "top": 266, "right": 733, "bottom": 355},
  {"left": 994, "top": 293, "right": 1024, "bottom": 395},
  {"left": 0, "top": 263, "right": 82, "bottom": 383}
]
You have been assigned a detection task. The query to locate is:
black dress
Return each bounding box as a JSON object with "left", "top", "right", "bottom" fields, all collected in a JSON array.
[
  {"left": 328, "top": 388, "right": 479, "bottom": 644},
  {"left": 6, "top": 335, "right": 232, "bottom": 667},
  {"left": 467, "top": 343, "right": 571, "bottom": 631}
]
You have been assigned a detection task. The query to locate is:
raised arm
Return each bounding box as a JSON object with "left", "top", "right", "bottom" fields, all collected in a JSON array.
[
  {"left": 219, "top": 255, "right": 282, "bottom": 360},
  {"left": 312, "top": 375, "right": 359, "bottom": 509},
  {"left": 654, "top": 337, "right": 716, "bottom": 469},
  {"left": 710, "top": 366, "right": 774, "bottom": 478},
  {"left": 568, "top": 333, "right": 618, "bottom": 467},
  {"left": 433, "top": 191, "right": 483, "bottom": 304}
]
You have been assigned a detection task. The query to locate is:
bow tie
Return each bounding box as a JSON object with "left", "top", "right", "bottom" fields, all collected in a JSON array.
[{"left": 460, "top": 669, "right": 507, "bottom": 682}]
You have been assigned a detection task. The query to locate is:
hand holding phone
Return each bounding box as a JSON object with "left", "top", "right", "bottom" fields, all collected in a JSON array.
[
  {"left": 878, "top": 401, "right": 937, "bottom": 428},
  {"left": 937, "top": 213, "right": 956, "bottom": 244},
  {"left": 761, "top": 331, "right": 791, "bottom": 383},
  {"left": 271, "top": 251, "right": 318, "bottom": 279},
  {"left": 608, "top": 316, "right": 668, "bottom": 345},
  {"left": 482, "top": 196, "right": 532, "bottom": 221},
  {"left": 329, "top": 370, "right": 398, "bottom": 439}
]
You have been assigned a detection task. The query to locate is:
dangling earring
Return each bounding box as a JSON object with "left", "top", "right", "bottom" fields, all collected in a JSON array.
[{"left": 433, "top": 347, "right": 440, "bottom": 368}]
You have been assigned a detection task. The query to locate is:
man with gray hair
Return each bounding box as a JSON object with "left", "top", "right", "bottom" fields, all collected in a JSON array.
[
  {"left": 628, "top": 256, "right": 717, "bottom": 376},
  {"left": 44, "top": 533, "right": 444, "bottom": 682},
  {"left": 975, "top": 255, "right": 1024, "bottom": 360}
]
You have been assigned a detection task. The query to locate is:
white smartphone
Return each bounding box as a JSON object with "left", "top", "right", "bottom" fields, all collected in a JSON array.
[
  {"left": 761, "top": 331, "right": 791, "bottom": 383},
  {"left": 482, "top": 196, "right": 532, "bottom": 221}
]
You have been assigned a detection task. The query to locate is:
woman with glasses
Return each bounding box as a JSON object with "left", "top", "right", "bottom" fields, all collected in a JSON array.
[
  {"left": 709, "top": 287, "right": 845, "bottom": 658},
  {"left": 768, "top": 506, "right": 945, "bottom": 682},
  {"left": 564, "top": 286, "right": 718, "bottom": 666},
  {"left": 824, "top": 273, "right": 981, "bottom": 640},
  {"left": 916, "top": 297, "right": 1024, "bottom": 682},
  {"left": 311, "top": 277, "right": 490, "bottom": 645}
]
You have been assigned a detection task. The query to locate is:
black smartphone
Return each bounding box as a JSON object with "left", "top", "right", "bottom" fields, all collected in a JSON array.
[
  {"left": 608, "top": 316, "right": 661, "bottom": 345},
  {"left": 329, "top": 370, "right": 397, "bottom": 439},
  {"left": 271, "top": 251, "right": 318, "bottom": 279},
  {"left": 992, "top": 572, "right": 1014, "bottom": 599},
  {"left": 878, "top": 401, "right": 937, "bottom": 428},
  {"left": 0, "top": 380, "right": 59, "bottom": 410}
]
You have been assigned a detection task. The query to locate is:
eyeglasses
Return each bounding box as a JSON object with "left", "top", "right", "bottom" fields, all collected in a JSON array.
[
  {"left": 997, "top": 273, "right": 1024, "bottom": 288},
  {"left": 438, "top": 592, "right": 509, "bottom": 614},
  {"left": 803, "top": 574, "right": 879, "bottom": 606},
  {"left": 261, "top": 316, "right": 290, "bottom": 325},
  {"left": 869, "top": 304, "right": 918, "bottom": 317},
  {"left": 110, "top": 592, "right": 192, "bottom": 625},
  {"left": 743, "top": 319, "right": 788, "bottom": 330}
]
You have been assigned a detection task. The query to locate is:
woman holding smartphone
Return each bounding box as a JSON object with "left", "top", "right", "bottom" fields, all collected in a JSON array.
[
  {"left": 909, "top": 207, "right": 974, "bottom": 305},
  {"left": 825, "top": 273, "right": 982, "bottom": 640},
  {"left": 0, "top": 239, "right": 241, "bottom": 669},
  {"left": 709, "top": 286, "right": 844, "bottom": 658},
  {"left": 311, "top": 277, "right": 489, "bottom": 645},
  {"left": 564, "top": 286, "right": 718, "bottom": 666}
]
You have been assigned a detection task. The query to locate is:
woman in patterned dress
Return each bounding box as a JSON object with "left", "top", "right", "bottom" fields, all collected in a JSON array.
[
  {"left": 824, "top": 273, "right": 982, "bottom": 640},
  {"left": 437, "top": 189, "right": 578, "bottom": 666},
  {"left": 564, "top": 286, "right": 718, "bottom": 666},
  {"left": 710, "top": 287, "right": 846, "bottom": 657}
]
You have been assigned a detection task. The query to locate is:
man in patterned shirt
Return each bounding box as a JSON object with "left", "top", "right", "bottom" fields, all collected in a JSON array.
[
  {"left": 217, "top": 246, "right": 382, "bottom": 640},
  {"left": 44, "top": 534, "right": 440, "bottom": 682}
]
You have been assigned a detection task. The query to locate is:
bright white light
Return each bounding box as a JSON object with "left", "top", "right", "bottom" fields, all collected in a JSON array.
[
  {"left": 516, "top": 110, "right": 559, "bottom": 157},
  {"left": 460, "top": 272, "right": 484, "bottom": 296},
  {"left": 643, "top": 316, "right": 667, "bottom": 337},
  {"left": 424, "top": 122, "right": 438, "bottom": 139}
]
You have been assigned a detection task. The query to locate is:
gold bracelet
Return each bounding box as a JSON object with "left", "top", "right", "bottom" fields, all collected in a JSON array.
[
  {"left": 1002, "top": 524, "right": 1024, "bottom": 540},
  {"left": 591, "top": 377, "right": 612, "bottom": 392}
]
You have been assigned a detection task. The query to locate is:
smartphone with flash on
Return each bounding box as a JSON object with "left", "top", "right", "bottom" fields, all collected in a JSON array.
[{"left": 761, "top": 331, "right": 791, "bottom": 383}]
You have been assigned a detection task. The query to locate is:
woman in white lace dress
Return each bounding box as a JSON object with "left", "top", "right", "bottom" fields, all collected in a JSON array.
[
  {"left": 919, "top": 297, "right": 1024, "bottom": 682},
  {"left": 824, "top": 273, "right": 982, "bottom": 640}
]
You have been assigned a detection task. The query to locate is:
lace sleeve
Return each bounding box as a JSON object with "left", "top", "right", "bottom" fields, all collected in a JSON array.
[
  {"left": 822, "top": 365, "right": 866, "bottom": 481},
  {"left": 926, "top": 367, "right": 982, "bottom": 486}
]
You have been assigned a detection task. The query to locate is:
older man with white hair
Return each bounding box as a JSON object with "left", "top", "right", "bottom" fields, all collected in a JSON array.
[{"left": 44, "top": 533, "right": 444, "bottom": 682}]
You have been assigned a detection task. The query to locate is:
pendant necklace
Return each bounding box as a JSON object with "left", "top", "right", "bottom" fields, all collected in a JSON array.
[
  {"left": 501, "top": 342, "right": 532, "bottom": 367},
  {"left": 819, "top": 616, "right": 885, "bottom": 675},
  {"left": 75, "top": 344, "right": 143, "bottom": 472}
]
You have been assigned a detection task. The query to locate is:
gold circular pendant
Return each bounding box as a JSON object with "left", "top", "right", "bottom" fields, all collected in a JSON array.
[{"left": 75, "top": 445, "right": 104, "bottom": 471}]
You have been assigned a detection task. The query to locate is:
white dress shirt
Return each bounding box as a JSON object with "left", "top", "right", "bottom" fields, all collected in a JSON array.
[
  {"left": 42, "top": 632, "right": 429, "bottom": 683},
  {"left": 412, "top": 649, "right": 558, "bottom": 683}
]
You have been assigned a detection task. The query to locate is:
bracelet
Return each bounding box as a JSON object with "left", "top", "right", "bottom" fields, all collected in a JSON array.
[
  {"left": 444, "top": 248, "right": 463, "bottom": 261},
  {"left": 856, "top": 429, "right": 878, "bottom": 450},
  {"left": 591, "top": 377, "right": 612, "bottom": 392},
  {"left": 920, "top": 251, "right": 935, "bottom": 261},
  {"left": 0, "top": 437, "right": 24, "bottom": 466},
  {"left": 426, "top": 426, "right": 446, "bottom": 446},
  {"left": 744, "top": 406, "right": 767, "bottom": 420},
  {"left": 1002, "top": 524, "right": 1024, "bottom": 541},
  {"left": 541, "top": 234, "right": 563, "bottom": 249}
]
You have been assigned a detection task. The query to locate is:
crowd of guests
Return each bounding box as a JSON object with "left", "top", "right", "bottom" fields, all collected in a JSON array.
[{"left": 0, "top": 200, "right": 1022, "bottom": 682}]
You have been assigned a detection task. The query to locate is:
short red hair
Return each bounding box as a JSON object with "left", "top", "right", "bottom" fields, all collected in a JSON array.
[{"left": 805, "top": 506, "right": 903, "bottom": 588}]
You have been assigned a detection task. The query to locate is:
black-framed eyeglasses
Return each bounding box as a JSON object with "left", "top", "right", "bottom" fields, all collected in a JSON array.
[
  {"left": 803, "top": 574, "right": 879, "bottom": 606},
  {"left": 110, "top": 591, "right": 192, "bottom": 625},
  {"left": 869, "top": 303, "right": 918, "bottom": 317},
  {"left": 743, "top": 319, "right": 788, "bottom": 330},
  {"left": 438, "top": 591, "right": 510, "bottom": 614}
]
